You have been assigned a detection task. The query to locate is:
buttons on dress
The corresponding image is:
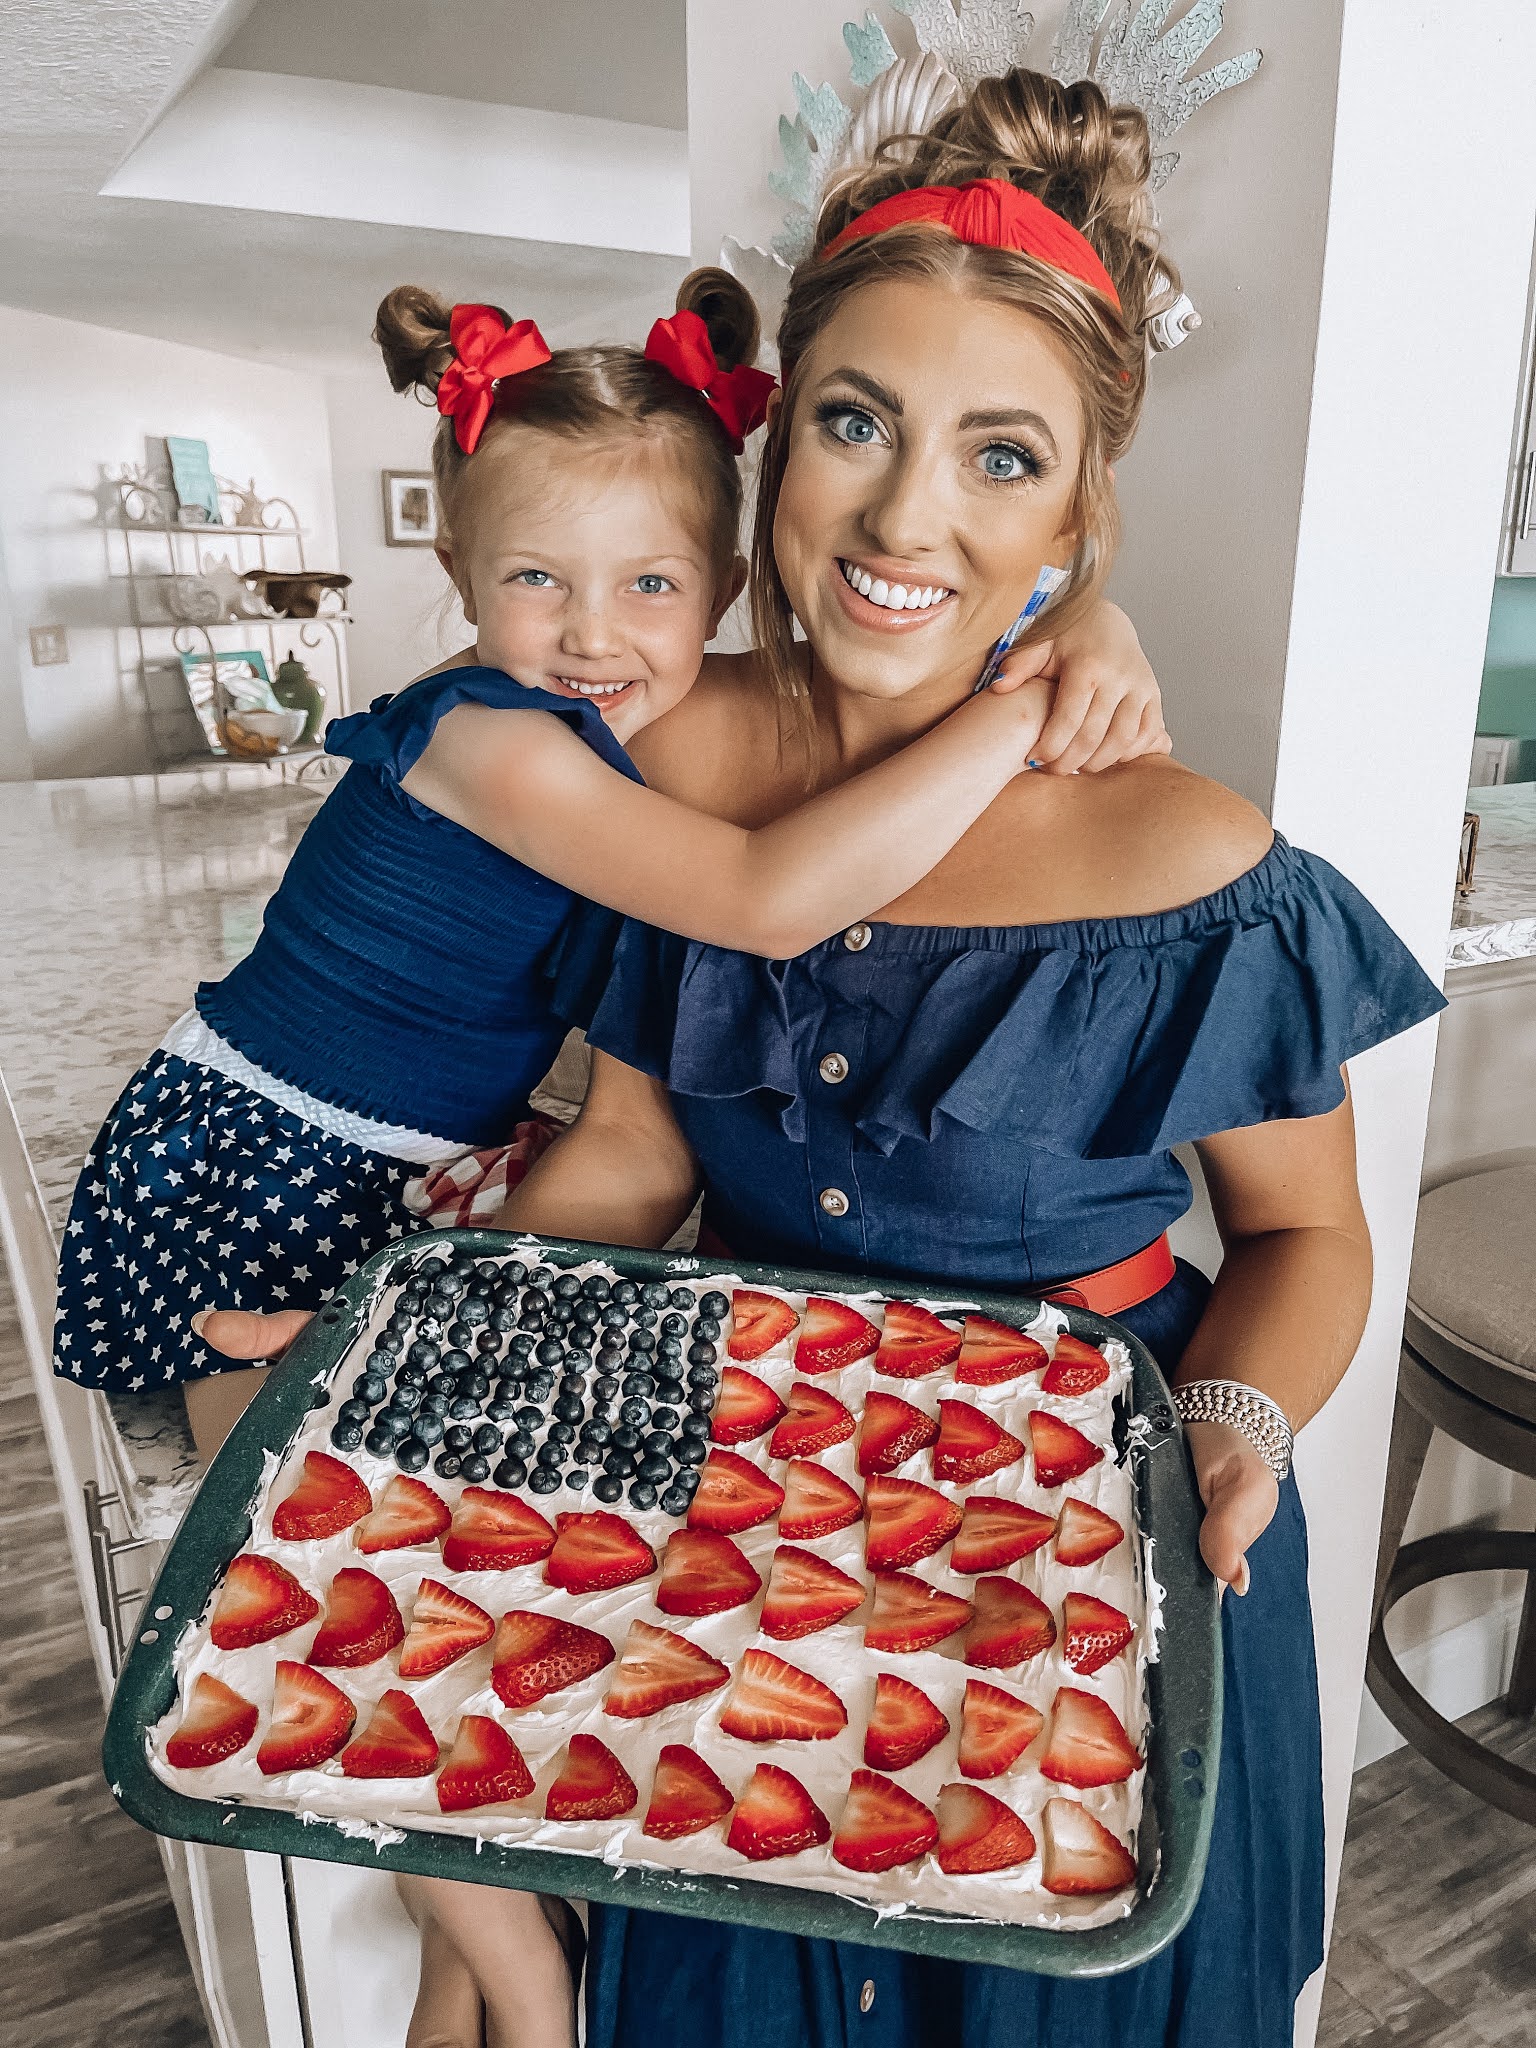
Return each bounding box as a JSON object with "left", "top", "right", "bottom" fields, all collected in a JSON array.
[
  {"left": 843, "top": 923, "right": 872, "bottom": 952},
  {"left": 859, "top": 1980, "right": 876, "bottom": 2013},
  {"left": 818, "top": 1187, "right": 850, "bottom": 1217},
  {"left": 818, "top": 1052, "right": 849, "bottom": 1085}
]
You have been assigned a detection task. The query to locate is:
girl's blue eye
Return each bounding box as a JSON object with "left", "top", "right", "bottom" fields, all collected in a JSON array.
[
  {"left": 514, "top": 569, "right": 553, "bottom": 586},
  {"left": 634, "top": 574, "right": 672, "bottom": 595},
  {"left": 980, "top": 444, "right": 1035, "bottom": 482}
]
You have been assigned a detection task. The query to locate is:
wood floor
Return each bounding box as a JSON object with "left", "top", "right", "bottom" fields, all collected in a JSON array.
[
  {"left": 0, "top": 1262, "right": 209, "bottom": 2048},
  {"left": 1, "top": 1248, "right": 1530, "bottom": 2048}
]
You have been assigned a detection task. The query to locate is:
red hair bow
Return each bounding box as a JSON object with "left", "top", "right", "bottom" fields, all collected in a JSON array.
[
  {"left": 821, "top": 177, "right": 1120, "bottom": 310},
  {"left": 437, "top": 304, "right": 553, "bottom": 454},
  {"left": 643, "top": 310, "right": 777, "bottom": 453}
]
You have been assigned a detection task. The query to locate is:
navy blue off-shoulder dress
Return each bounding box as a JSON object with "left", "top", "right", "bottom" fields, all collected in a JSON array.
[{"left": 568, "top": 835, "right": 1443, "bottom": 2048}]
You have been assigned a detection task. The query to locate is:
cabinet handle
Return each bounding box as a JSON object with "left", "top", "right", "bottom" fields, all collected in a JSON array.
[
  {"left": 1520, "top": 450, "right": 1536, "bottom": 541},
  {"left": 83, "top": 1480, "right": 154, "bottom": 1677}
]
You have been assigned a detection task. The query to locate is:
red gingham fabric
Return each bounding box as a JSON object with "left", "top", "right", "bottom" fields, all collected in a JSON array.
[{"left": 402, "top": 1114, "right": 563, "bottom": 1229}]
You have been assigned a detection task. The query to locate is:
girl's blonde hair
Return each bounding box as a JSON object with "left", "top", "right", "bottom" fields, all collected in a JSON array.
[
  {"left": 373, "top": 269, "right": 761, "bottom": 575},
  {"left": 749, "top": 66, "right": 1179, "bottom": 707}
]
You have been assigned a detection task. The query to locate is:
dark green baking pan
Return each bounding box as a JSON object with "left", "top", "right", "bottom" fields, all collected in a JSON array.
[{"left": 103, "top": 1229, "right": 1221, "bottom": 1978}]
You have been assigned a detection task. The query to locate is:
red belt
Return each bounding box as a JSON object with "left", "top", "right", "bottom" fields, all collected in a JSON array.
[{"left": 696, "top": 1218, "right": 1175, "bottom": 1322}]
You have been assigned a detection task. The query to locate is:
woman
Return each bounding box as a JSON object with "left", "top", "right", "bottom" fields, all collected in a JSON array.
[{"left": 488, "top": 67, "right": 1443, "bottom": 2048}]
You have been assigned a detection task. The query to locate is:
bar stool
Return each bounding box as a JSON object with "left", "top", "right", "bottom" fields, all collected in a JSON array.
[{"left": 1367, "top": 1164, "right": 1536, "bottom": 1822}]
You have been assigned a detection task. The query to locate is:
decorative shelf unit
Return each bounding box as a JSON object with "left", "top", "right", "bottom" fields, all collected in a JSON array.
[{"left": 103, "top": 465, "right": 352, "bottom": 773}]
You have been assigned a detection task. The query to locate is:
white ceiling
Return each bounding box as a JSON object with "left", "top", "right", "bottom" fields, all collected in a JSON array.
[{"left": 0, "top": 0, "right": 690, "bottom": 373}]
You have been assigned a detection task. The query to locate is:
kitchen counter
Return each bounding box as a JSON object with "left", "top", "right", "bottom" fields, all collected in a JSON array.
[{"left": 1448, "top": 781, "right": 1536, "bottom": 968}]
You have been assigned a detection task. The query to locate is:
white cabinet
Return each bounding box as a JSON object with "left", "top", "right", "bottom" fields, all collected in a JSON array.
[{"left": 1503, "top": 236, "right": 1536, "bottom": 573}]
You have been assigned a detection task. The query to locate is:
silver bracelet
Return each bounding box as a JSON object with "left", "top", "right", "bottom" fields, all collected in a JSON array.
[{"left": 1171, "top": 1379, "right": 1294, "bottom": 1482}]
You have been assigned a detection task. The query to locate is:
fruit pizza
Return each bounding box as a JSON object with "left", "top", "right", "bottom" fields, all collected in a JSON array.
[{"left": 150, "top": 1244, "right": 1154, "bottom": 1932}]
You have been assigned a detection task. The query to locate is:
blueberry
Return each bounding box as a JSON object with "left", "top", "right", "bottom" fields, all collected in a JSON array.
[
  {"left": 688, "top": 1364, "right": 719, "bottom": 1389},
  {"left": 651, "top": 1405, "right": 680, "bottom": 1431},
  {"left": 558, "top": 1372, "right": 587, "bottom": 1399},
  {"left": 502, "top": 1259, "right": 528, "bottom": 1286},
  {"left": 694, "top": 1317, "right": 722, "bottom": 1343},
  {"left": 459, "top": 1453, "right": 491, "bottom": 1483},
  {"left": 613, "top": 1424, "right": 642, "bottom": 1452},
  {"left": 593, "top": 1473, "right": 624, "bottom": 1503},
  {"left": 524, "top": 1379, "right": 555, "bottom": 1410},
  {"left": 493, "top": 1456, "right": 528, "bottom": 1489},
  {"left": 619, "top": 1398, "right": 650, "bottom": 1428},
  {"left": 534, "top": 1338, "right": 565, "bottom": 1369},
  {"left": 642, "top": 1429, "right": 674, "bottom": 1459},
  {"left": 604, "top": 1447, "right": 637, "bottom": 1478},
  {"left": 338, "top": 1397, "right": 370, "bottom": 1425},
  {"left": 668, "top": 1286, "right": 695, "bottom": 1310},
  {"left": 548, "top": 1419, "right": 576, "bottom": 1445},
  {"left": 510, "top": 1333, "right": 536, "bottom": 1358},
  {"left": 473, "top": 1421, "right": 502, "bottom": 1453},
  {"left": 640, "top": 1281, "right": 669, "bottom": 1308},
  {"left": 622, "top": 1374, "right": 656, "bottom": 1402},
  {"left": 490, "top": 1305, "right": 518, "bottom": 1333},
  {"left": 426, "top": 1294, "right": 456, "bottom": 1324},
  {"left": 387, "top": 1308, "right": 413, "bottom": 1331},
  {"left": 681, "top": 1412, "right": 711, "bottom": 1438},
  {"left": 390, "top": 1383, "right": 424, "bottom": 1413},
  {"left": 395, "top": 1435, "right": 430, "bottom": 1473},
  {"left": 675, "top": 1437, "right": 708, "bottom": 1466},
  {"left": 445, "top": 1323, "right": 474, "bottom": 1350},
  {"left": 582, "top": 1416, "right": 613, "bottom": 1448},
  {"left": 374, "top": 1328, "right": 405, "bottom": 1355},
  {"left": 632, "top": 1308, "right": 658, "bottom": 1332},
  {"left": 638, "top": 1454, "right": 670, "bottom": 1485},
  {"left": 572, "top": 1299, "right": 602, "bottom": 1327},
  {"left": 438, "top": 1269, "right": 467, "bottom": 1298},
  {"left": 364, "top": 1425, "right": 397, "bottom": 1456},
  {"left": 565, "top": 1468, "right": 589, "bottom": 1490},
  {"left": 419, "top": 1256, "right": 447, "bottom": 1280},
  {"left": 594, "top": 1374, "right": 620, "bottom": 1400},
  {"left": 629, "top": 1330, "right": 657, "bottom": 1356},
  {"left": 553, "top": 1394, "right": 583, "bottom": 1425},
  {"left": 660, "top": 1313, "right": 688, "bottom": 1338},
  {"left": 699, "top": 1291, "right": 729, "bottom": 1319},
  {"left": 476, "top": 1330, "right": 504, "bottom": 1354},
  {"left": 458, "top": 1296, "right": 490, "bottom": 1327},
  {"left": 688, "top": 1386, "right": 715, "bottom": 1414},
  {"left": 508, "top": 1431, "right": 537, "bottom": 1461},
  {"left": 660, "top": 1485, "right": 692, "bottom": 1516},
  {"left": 362, "top": 1351, "right": 394, "bottom": 1377},
  {"left": 629, "top": 1479, "right": 659, "bottom": 1509},
  {"left": 434, "top": 1451, "right": 463, "bottom": 1479},
  {"left": 676, "top": 1466, "right": 701, "bottom": 1498},
  {"left": 507, "top": 1406, "right": 536, "bottom": 1433},
  {"left": 529, "top": 1468, "right": 560, "bottom": 1495},
  {"left": 456, "top": 1370, "right": 491, "bottom": 1401},
  {"left": 654, "top": 1358, "right": 684, "bottom": 1387},
  {"left": 486, "top": 1397, "right": 519, "bottom": 1423},
  {"left": 688, "top": 1341, "right": 718, "bottom": 1367},
  {"left": 414, "top": 1411, "right": 446, "bottom": 1447},
  {"left": 581, "top": 1272, "right": 611, "bottom": 1299},
  {"left": 612, "top": 1278, "right": 640, "bottom": 1305},
  {"left": 600, "top": 1306, "right": 628, "bottom": 1332},
  {"left": 553, "top": 1272, "right": 582, "bottom": 1300},
  {"left": 421, "top": 1391, "right": 450, "bottom": 1418},
  {"left": 517, "top": 1307, "right": 545, "bottom": 1332},
  {"left": 426, "top": 1369, "right": 456, "bottom": 1398},
  {"left": 444, "top": 1422, "right": 474, "bottom": 1452},
  {"left": 536, "top": 1438, "right": 567, "bottom": 1471},
  {"left": 330, "top": 1420, "right": 364, "bottom": 1451},
  {"left": 529, "top": 1266, "right": 555, "bottom": 1292},
  {"left": 406, "top": 1339, "right": 439, "bottom": 1368}
]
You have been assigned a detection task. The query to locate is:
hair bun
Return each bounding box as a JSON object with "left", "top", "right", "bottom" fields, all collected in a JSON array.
[
  {"left": 374, "top": 285, "right": 457, "bottom": 398},
  {"left": 674, "top": 266, "right": 761, "bottom": 373}
]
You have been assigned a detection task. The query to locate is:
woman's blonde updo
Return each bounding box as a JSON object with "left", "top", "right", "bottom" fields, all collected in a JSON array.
[
  {"left": 373, "top": 268, "right": 761, "bottom": 571},
  {"left": 750, "top": 66, "right": 1179, "bottom": 701}
]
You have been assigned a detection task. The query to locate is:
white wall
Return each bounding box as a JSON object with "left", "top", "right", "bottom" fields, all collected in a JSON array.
[{"left": 0, "top": 305, "right": 339, "bottom": 779}]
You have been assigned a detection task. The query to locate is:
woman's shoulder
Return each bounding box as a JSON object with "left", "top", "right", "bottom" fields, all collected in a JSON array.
[
  {"left": 1096, "top": 758, "right": 1275, "bottom": 909},
  {"left": 626, "top": 649, "right": 792, "bottom": 819}
]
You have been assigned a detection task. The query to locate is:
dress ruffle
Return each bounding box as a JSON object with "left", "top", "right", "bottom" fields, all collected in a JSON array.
[{"left": 577, "top": 837, "right": 1444, "bottom": 1161}]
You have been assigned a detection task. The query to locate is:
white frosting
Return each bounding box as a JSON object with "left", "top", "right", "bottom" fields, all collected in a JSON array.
[{"left": 149, "top": 1249, "right": 1157, "bottom": 1935}]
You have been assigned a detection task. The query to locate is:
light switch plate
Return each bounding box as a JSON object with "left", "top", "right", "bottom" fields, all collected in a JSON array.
[{"left": 29, "top": 625, "right": 69, "bottom": 666}]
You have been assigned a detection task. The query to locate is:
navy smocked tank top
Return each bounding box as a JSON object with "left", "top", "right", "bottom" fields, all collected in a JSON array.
[{"left": 197, "top": 667, "right": 642, "bottom": 1144}]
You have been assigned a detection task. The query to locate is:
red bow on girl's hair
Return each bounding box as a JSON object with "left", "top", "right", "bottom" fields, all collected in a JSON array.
[
  {"left": 643, "top": 310, "right": 777, "bottom": 453},
  {"left": 436, "top": 304, "right": 553, "bottom": 454}
]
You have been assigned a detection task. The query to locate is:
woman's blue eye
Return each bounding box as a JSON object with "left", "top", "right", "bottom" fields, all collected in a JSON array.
[
  {"left": 634, "top": 574, "right": 671, "bottom": 595},
  {"left": 981, "top": 444, "right": 1034, "bottom": 482},
  {"left": 827, "top": 407, "right": 880, "bottom": 446}
]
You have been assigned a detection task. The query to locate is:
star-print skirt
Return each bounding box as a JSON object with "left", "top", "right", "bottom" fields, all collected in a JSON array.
[{"left": 53, "top": 1049, "right": 421, "bottom": 1393}]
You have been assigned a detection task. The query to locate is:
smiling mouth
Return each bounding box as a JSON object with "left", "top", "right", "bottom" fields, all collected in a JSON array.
[
  {"left": 550, "top": 676, "right": 636, "bottom": 698},
  {"left": 838, "top": 558, "right": 954, "bottom": 612}
]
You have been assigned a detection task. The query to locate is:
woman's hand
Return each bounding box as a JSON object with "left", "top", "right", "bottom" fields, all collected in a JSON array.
[
  {"left": 990, "top": 598, "right": 1169, "bottom": 774},
  {"left": 1183, "top": 1420, "right": 1280, "bottom": 1597},
  {"left": 192, "top": 1306, "right": 316, "bottom": 1360}
]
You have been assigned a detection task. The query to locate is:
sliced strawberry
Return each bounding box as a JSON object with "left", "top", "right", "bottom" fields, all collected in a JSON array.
[
  {"left": 1040, "top": 1686, "right": 1142, "bottom": 1788},
  {"left": 341, "top": 1687, "right": 439, "bottom": 1778},
  {"left": 833, "top": 1769, "right": 938, "bottom": 1873},
  {"left": 490, "top": 1610, "right": 614, "bottom": 1708},
  {"left": 794, "top": 1296, "right": 879, "bottom": 1374},
  {"left": 687, "top": 1449, "right": 784, "bottom": 1535},
  {"left": 546, "top": 1511, "right": 657, "bottom": 1594},
  {"left": 958, "top": 1678, "right": 1045, "bottom": 1779},
  {"left": 863, "top": 1673, "right": 948, "bottom": 1771},
  {"left": 165, "top": 1673, "right": 258, "bottom": 1769},
  {"left": 1061, "top": 1593, "right": 1134, "bottom": 1676},
  {"left": 1028, "top": 1410, "right": 1104, "bottom": 1488},
  {"left": 864, "top": 1572, "right": 973, "bottom": 1654},
  {"left": 643, "top": 1744, "right": 735, "bottom": 1841},
  {"left": 602, "top": 1619, "right": 730, "bottom": 1720},
  {"left": 718, "top": 1647, "right": 848, "bottom": 1742},
  {"left": 858, "top": 1390, "right": 939, "bottom": 1477},
  {"left": 964, "top": 1577, "right": 1057, "bottom": 1671},
  {"left": 1054, "top": 1497, "right": 1125, "bottom": 1567},
  {"left": 1041, "top": 1333, "right": 1110, "bottom": 1397},
  {"left": 441, "top": 1487, "right": 556, "bottom": 1573},
  {"left": 769, "top": 1382, "right": 855, "bottom": 1460},
  {"left": 933, "top": 1402, "right": 1025, "bottom": 1484},
  {"left": 436, "top": 1714, "right": 534, "bottom": 1812},
  {"left": 257, "top": 1660, "right": 355, "bottom": 1775},
  {"left": 711, "top": 1366, "right": 788, "bottom": 1445},
  {"left": 873, "top": 1300, "right": 961, "bottom": 1379},
  {"left": 728, "top": 1288, "right": 798, "bottom": 1361},
  {"left": 778, "top": 1460, "right": 861, "bottom": 1540},
  {"left": 209, "top": 1553, "right": 319, "bottom": 1650},
  {"left": 544, "top": 1733, "right": 637, "bottom": 1821},
  {"left": 864, "top": 1475, "right": 962, "bottom": 1571},
  {"left": 398, "top": 1578, "right": 494, "bottom": 1679},
  {"left": 936, "top": 1782, "right": 1036, "bottom": 1874},
  {"left": 656, "top": 1528, "right": 761, "bottom": 1617},
  {"left": 760, "top": 1544, "right": 866, "bottom": 1640},
  {"left": 354, "top": 1474, "right": 451, "bottom": 1556},
  {"left": 308, "top": 1567, "right": 405, "bottom": 1668},
  {"left": 726, "top": 1763, "right": 829, "bottom": 1861},
  {"left": 272, "top": 1451, "right": 371, "bottom": 1542},
  {"left": 956, "top": 1316, "right": 1049, "bottom": 1386},
  {"left": 951, "top": 1496, "right": 1056, "bottom": 1575},
  {"left": 1039, "top": 1796, "right": 1137, "bottom": 1895}
]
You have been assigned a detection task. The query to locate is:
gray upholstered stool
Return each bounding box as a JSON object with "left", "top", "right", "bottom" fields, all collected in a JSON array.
[{"left": 1367, "top": 1165, "right": 1536, "bottom": 1821}]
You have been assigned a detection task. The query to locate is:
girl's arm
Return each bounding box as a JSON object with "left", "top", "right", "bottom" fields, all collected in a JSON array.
[
  {"left": 1182, "top": 1085, "right": 1373, "bottom": 1592},
  {"left": 1003, "top": 600, "right": 1171, "bottom": 774}
]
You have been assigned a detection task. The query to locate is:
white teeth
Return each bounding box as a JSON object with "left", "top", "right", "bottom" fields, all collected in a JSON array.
[
  {"left": 869, "top": 578, "right": 889, "bottom": 606},
  {"left": 559, "top": 678, "right": 630, "bottom": 697},
  {"left": 839, "top": 560, "right": 951, "bottom": 612}
]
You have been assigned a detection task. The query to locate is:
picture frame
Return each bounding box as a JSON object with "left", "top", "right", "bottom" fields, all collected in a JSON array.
[
  {"left": 177, "top": 649, "right": 279, "bottom": 754},
  {"left": 382, "top": 470, "right": 439, "bottom": 547}
]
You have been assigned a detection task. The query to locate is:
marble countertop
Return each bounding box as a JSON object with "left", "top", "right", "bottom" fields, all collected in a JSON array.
[
  {"left": 0, "top": 761, "right": 338, "bottom": 1532},
  {"left": 1448, "top": 782, "right": 1536, "bottom": 969}
]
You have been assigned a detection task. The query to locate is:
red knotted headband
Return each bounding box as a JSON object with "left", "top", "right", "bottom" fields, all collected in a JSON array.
[
  {"left": 821, "top": 176, "right": 1120, "bottom": 310},
  {"left": 643, "top": 310, "right": 777, "bottom": 453},
  {"left": 436, "top": 303, "right": 553, "bottom": 454}
]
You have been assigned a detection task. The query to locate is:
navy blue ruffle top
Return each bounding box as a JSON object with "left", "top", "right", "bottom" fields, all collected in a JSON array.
[
  {"left": 198, "top": 666, "right": 641, "bottom": 1144},
  {"left": 578, "top": 836, "right": 1445, "bottom": 1291}
]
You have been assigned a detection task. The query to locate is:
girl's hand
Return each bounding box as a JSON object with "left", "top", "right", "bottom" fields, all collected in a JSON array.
[
  {"left": 1182, "top": 1419, "right": 1280, "bottom": 1597},
  {"left": 989, "top": 599, "right": 1170, "bottom": 774}
]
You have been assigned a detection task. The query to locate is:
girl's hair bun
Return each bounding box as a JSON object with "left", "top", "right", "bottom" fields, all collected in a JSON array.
[
  {"left": 373, "top": 285, "right": 459, "bottom": 398},
  {"left": 674, "top": 266, "right": 761, "bottom": 372}
]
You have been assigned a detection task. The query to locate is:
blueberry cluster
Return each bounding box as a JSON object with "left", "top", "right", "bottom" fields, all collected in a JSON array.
[{"left": 329, "top": 1250, "right": 730, "bottom": 1518}]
